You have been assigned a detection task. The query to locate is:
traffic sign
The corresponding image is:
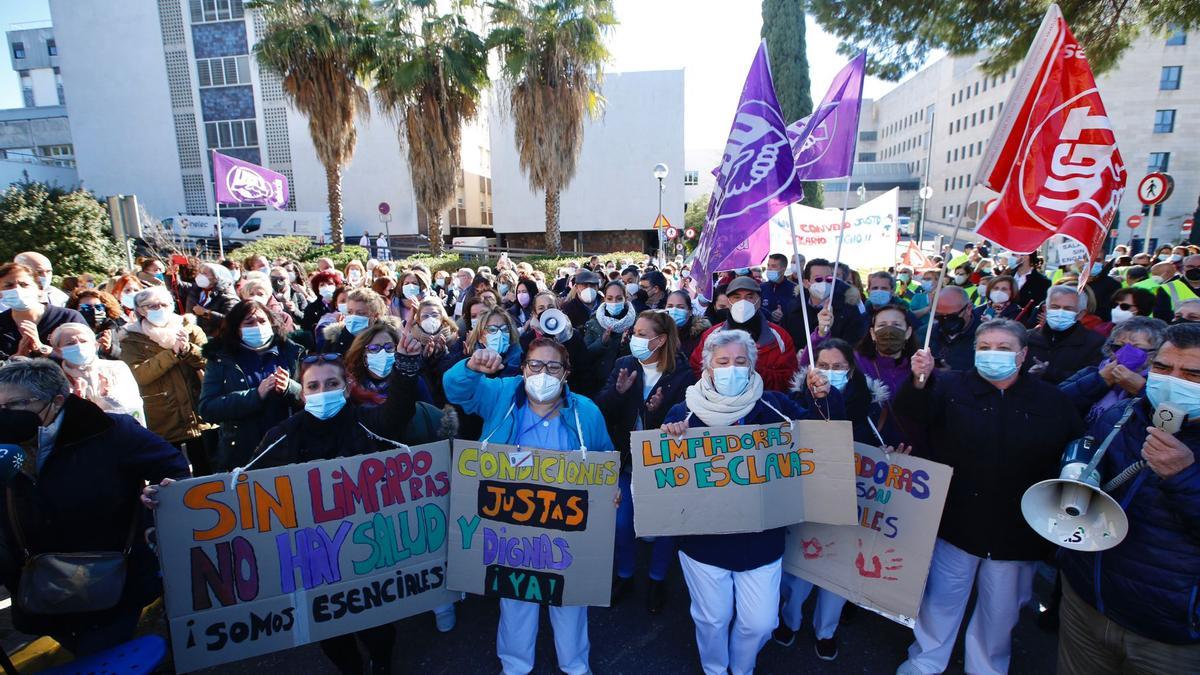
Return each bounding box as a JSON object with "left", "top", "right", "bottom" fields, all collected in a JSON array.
[
  {"left": 1138, "top": 173, "right": 1173, "bottom": 206},
  {"left": 652, "top": 214, "right": 672, "bottom": 229},
  {"left": 1127, "top": 214, "right": 1143, "bottom": 229},
  {"left": 665, "top": 226, "right": 679, "bottom": 240},
  {"left": 918, "top": 186, "right": 933, "bottom": 200},
  {"left": 378, "top": 201, "right": 391, "bottom": 215},
  {"left": 684, "top": 227, "right": 697, "bottom": 240},
  {"left": 1184, "top": 218, "right": 1194, "bottom": 234}
]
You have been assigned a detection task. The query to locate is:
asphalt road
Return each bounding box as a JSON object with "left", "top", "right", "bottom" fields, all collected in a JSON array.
[{"left": 197, "top": 552, "right": 1060, "bottom": 675}]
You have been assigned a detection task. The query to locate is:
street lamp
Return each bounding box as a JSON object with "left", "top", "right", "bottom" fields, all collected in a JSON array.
[{"left": 653, "top": 163, "right": 668, "bottom": 265}]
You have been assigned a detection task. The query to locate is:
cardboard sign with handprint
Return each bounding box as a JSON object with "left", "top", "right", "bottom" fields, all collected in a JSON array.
[{"left": 783, "top": 442, "right": 952, "bottom": 627}]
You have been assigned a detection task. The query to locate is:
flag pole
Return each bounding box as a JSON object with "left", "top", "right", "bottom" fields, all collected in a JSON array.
[
  {"left": 786, "top": 205, "right": 817, "bottom": 368},
  {"left": 212, "top": 150, "right": 226, "bottom": 260},
  {"left": 921, "top": 183, "right": 979, "bottom": 367},
  {"left": 826, "top": 174, "right": 855, "bottom": 309}
]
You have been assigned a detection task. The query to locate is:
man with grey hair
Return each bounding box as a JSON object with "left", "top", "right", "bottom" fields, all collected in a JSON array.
[
  {"left": 928, "top": 284, "right": 979, "bottom": 370},
  {"left": 1026, "top": 285, "right": 1105, "bottom": 384},
  {"left": 895, "top": 320, "right": 1085, "bottom": 675},
  {"left": 12, "top": 252, "right": 69, "bottom": 307},
  {"left": 1174, "top": 297, "right": 1200, "bottom": 324},
  {"left": 0, "top": 357, "right": 188, "bottom": 654}
]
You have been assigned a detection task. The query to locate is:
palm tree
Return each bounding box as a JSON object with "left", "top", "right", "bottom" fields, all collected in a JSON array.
[
  {"left": 250, "top": 0, "right": 378, "bottom": 252},
  {"left": 488, "top": 0, "right": 616, "bottom": 254},
  {"left": 374, "top": 0, "right": 490, "bottom": 257}
]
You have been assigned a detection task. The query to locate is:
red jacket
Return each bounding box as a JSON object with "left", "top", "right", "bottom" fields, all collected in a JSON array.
[{"left": 689, "top": 315, "right": 799, "bottom": 392}]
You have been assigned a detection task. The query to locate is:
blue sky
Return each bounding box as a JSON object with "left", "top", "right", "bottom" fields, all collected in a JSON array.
[{"left": 1, "top": 0, "right": 907, "bottom": 150}]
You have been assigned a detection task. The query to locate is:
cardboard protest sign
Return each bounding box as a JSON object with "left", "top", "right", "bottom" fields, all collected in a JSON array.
[
  {"left": 447, "top": 441, "right": 620, "bottom": 607},
  {"left": 154, "top": 442, "right": 457, "bottom": 672},
  {"left": 783, "top": 443, "right": 952, "bottom": 626},
  {"left": 629, "top": 420, "right": 856, "bottom": 537}
]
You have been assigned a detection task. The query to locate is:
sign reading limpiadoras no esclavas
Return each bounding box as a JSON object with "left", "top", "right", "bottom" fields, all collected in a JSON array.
[
  {"left": 629, "top": 420, "right": 857, "bottom": 537},
  {"left": 784, "top": 443, "right": 953, "bottom": 626},
  {"left": 154, "top": 441, "right": 457, "bottom": 672},
  {"left": 448, "top": 441, "right": 620, "bottom": 607}
]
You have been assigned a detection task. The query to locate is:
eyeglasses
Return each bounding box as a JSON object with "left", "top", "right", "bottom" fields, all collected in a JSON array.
[
  {"left": 301, "top": 353, "right": 341, "bottom": 365},
  {"left": 0, "top": 397, "right": 42, "bottom": 411},
  {"left": 482, "top": 325, "right": 506, "bottom": 335},
  {"left": 364, "top": 343, "right": 395, "bottom": 354},
  {"left": 810, "top": 276, "right": 835, "bottom": 284},
  {"left": 525, "top": 359, "right": 565, "bottom": 376},
  {"left": 1116, "top": 302, "right": 1136, "bottom": 311}
]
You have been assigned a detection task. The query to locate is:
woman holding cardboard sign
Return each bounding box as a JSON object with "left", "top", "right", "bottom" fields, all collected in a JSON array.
[
  {"left": 443, "top": 337, "right": 615, "bottom": 675},
  {"left": 660, "top": 329, "right": 835, "bottom": 675}
]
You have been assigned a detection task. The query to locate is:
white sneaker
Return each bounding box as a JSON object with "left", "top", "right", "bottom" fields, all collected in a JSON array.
[
  {"left": 434, "top": 603, "right": 457, "bottom": 632},
  {"left": 895, "top": 660, "right": 926, "bottom": 675}
]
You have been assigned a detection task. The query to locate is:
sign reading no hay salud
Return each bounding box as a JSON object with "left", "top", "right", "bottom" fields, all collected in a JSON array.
[
  {"left": 628, "top": 420, "right": 857, "bottom": 537},
  {"left": 448, "top": 441, "right": 620, "bottom": 607},
  {"left": 154, "top": 441, "right": 457, "bottom": 672},
  {"left": 784, "top": 443, "right": 952, "bottom": 626}
]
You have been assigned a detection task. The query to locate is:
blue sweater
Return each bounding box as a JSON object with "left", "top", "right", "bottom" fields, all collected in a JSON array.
[{"left": 664, "top": 391, "right": 824, "bottom": 571}]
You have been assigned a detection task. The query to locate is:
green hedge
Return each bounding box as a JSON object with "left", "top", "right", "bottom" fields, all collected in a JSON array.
[{"left": 230, "top": 236, "right": 369, "bottom": 269}]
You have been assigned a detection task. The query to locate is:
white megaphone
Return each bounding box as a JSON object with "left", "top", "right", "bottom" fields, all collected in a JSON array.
[{"left": 539, "top": 308, "right": 570, "bottom": 337}]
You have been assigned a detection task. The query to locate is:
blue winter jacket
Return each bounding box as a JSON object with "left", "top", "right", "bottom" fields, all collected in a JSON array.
[
  {"left": 442, "top": 359, "right": 615, "bottom": 453},
  {"left": 1059, "top": 398, "right": 1200, "bottom": 645}
]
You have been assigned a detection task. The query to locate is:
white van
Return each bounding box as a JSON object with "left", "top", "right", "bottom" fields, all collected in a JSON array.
[
  {"left": 451, "top": 236, "right": 497, "bottom": 253},
  {"left": 157, "top": 215, "right": 240, "bottom": 243},
  {"left": 238, "top": 210, "right": 333, "bottom": 244}
]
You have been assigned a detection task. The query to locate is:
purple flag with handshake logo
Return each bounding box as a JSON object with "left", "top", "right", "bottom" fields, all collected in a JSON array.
[
  {"left": 691, "top": 41, "right": 804, "bottom": 298},
  {"left": 787, "top": 51, "right": 866, "bottom": 181},
  {"left": 212, "top": 151, "right": 289, "bottom": 208}
]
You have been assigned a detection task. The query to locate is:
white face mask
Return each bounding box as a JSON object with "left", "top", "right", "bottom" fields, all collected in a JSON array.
[
  {"left": 525, "top": 372, "right": 563, "bottom": 403},
  {"left": 195, "top": 274, "right": 211, "bottom": 289},
  {"left": 0, "top": 287, "right": 38, "bottom": 311},
  {"left": 809, "top": 281, "right": 829, "bottom": 300},
  {"left": 420, "top": 316, "right": 441, "bottom": 334},
  {"left": 60, "top": 342, "right": 97, "bottom": 366},
  {"left": 989, "top": 289, "right": 1010, "bottom": 304},
  {"left": 1110, "top": 306, "right": 1134, "bottom": 324},
  {"left": 579, "top": 287, "right": 597, "bottom": 304},
  {"left": 729, "top": 299, "right": 756, "bottom": 323}
]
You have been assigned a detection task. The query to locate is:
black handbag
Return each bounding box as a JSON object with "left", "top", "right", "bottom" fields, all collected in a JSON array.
[{"left": 7, "top": 489, "right": 138, "bottom": 615}]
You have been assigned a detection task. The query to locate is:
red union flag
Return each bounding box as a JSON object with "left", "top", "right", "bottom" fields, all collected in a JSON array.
[{"left": 975, "top": 5, "right": 1126, "bottom": 261}]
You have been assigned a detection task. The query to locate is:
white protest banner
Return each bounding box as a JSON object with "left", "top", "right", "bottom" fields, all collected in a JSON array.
[
  {"left": 154, "top": 442, "right": 457, "bottom": 672},
  {"left": 628, "top": 420, "right": 856, "bottom": 537},
  {"left": 1047, "top": 234, "right": 1090, "bottom": 267},
  {"left": 769, "top": 188, "right": 899, "bottom": 270},
  {"left": 783, "top": 443, "right": 952, "bottom": 626},
  {"left": 447, "top": 441, "right": 620, "bottom": 607}
]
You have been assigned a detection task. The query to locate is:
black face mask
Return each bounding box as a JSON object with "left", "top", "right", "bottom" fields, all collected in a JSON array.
[
  {"left": 707, "top": 307, "right": 730, "bottom": 326},
  {"left": 1185, "top": 269, "right": 1200, "bottom": 283},
  {"left": 0, "top": 409, "right": 41, "bottom": 444},
  {"left": 79, "top": 303, "right": 105, "bottom": 327},
  {"left": 936, "top": 312, "right": 966, "bottom": 335},
  {"left": 270, "top": 277, "right": 288, "bottom": 292}
]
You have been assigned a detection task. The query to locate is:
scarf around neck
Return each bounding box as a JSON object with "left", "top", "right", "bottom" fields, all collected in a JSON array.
[
  {"left": 595, "top": 304, "right": 636, "bottom": 333},
  {"left": 684, "top": 370, "right": 765, "bottom": 427}
]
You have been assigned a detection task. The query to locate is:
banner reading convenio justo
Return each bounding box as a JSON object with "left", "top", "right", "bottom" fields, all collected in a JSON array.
[
  {"left": 628, "top": 420, "right": 857, "bottom": 537},
  {"left": 154, "top": 441, "right": 457, "bottom": 672},
  {"left": 447, "top": 441, "right": 620, "bottom": 607}
]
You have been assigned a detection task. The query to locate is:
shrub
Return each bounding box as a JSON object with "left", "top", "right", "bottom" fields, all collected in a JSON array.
[
  {"left": 230, "top": 236, "right": 313, "bottom": 265},
  {"left": 303, "top": 244, "right": 371, "bottom": 269},
  {"left": 0, "top": 181, "right": 126, "bottom": 277}
]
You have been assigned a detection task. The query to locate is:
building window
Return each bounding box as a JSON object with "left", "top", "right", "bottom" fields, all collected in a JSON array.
[
  {"left": 1148, "top": 152, "right": 1170, "bottom": 173},
  {"left": 46, "top": 39, "right": 57, "bottom": 56},
  {"left": 204, "top": 119, "right": 258, "bottom": 149},
  {"left": 1154, "top": 109, "right": 1176, "bottom": 133},
  {"left": 974, "top": 82, "right": 979, "bottom": 95},
  {"left": 197, "top": 56, "right": 251, "bottom": 88},
  {"left": 858, "top": 130, "right": 877, "bottom": 141},
  {"left": 190, "top": 0, "right": 245, "bottom": 23},
  {"left": 683, "top": 170, "right": 699, "bottom": 186},
  {"left": 1160, "top": 66, "right": 1182, "bottom": 90},
  {"left": 1166, "top": 30, "right": 1187, "bottom": 46},
  {"left": 989, "top": 105, "right": 995, "bottom": 121},
  {"left": 12, "top": 42, "right": 25, "bottom": 59},
  {"left": 857, "top": 152, "right": 876, "bottom": 163}
]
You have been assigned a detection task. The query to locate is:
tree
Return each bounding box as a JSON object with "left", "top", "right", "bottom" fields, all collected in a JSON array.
[
  {"left": 374, "top": 0, "right": 490, "bottom": 256},
  {"left": 683, "top": 194, "right": 709, "bottom": 254},
  {"left": 762, "top": 0, "right": 822, "bottom": 208},
  {"left": 250, "top": 0, "right": 378, "bottom": 252},
  {"left": 488, "top": 0, "right": 617, "bottom": 255},
  {"left": 807, "top": 0, "right": 1200, "bottom": 80},
  {"left": 0, "top": 180, "right": 125, "bottom": 276}
]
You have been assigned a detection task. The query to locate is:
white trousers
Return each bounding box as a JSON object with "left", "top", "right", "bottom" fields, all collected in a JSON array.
[
  {"left": 679, "top": 551, "right": 782, "bottom": 675},
  {"left": 780, "top": 572, "right": 848, "bottom": 639},
  {"left": 901, "top": 538, "right": 1035, "bottom": 675},
  {"left": 497, "top": 599, "right": 589, "bottom": 675}
]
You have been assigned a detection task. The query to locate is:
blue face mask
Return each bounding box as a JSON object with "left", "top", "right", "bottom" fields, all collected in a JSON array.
[
  {"left": 868, "top": 289, "right": 892, "bottom": 306},
  {"left": 1045, "top": 308, "right": 1077, "bottom": 332},
  {"left": 819, "top": 368, "right": 849, "bottom": 391},
  {"left": 766, "top": 270, "right": 782, "bottom": 283},
  {"left": 667, "top": 307, "right": 689, "bottom": 327},
  {"left": 344, "top": 314, "right": 370, "bottom": 335},
  {"left": 629, "top": 335, "right": 658, "bottom": 361},
  {"left": 485, "top": 331, "right": 509, "bottom": 354},
  {"left": 975, "top": 350, "right": 1020, "bottom": 381},
  {"left": 1091, "top": 262, "right": 1104, "bottom": 276},
  {"left": 366, "top": 350, "right": 394, "bottom": 378},
  {"left": 241, "top": 323, "right": 273, "bottom": 349},
  {"left": 606, "top": 301, "right": 625, "bottom": 316},
  {"left": 304, "top": 389, "right": 347, "bottom": 420},
  {"left": 1146, "top": 372, "right": 1200, "bottom": 420},
  {"left": 712, "top": 366, "right": 751, "bottom": 397},
  {"left": 145, "top": 308, "right": 171, "bottom": 326}
]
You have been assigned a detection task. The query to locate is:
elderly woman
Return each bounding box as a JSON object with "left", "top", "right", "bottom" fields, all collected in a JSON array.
[
  {"left": 187, "top": 262, "right": 239, "bottom": 336},
  {"left": 48, "top": 323, "right": 144, "bottom": 422},
  {"left": 198, "top": 300, "right": 303, "bottom": 472},
  {"left": 238, "top": 274, "right": 296, "bottom": 334},
  {"left": 596, "top": 310, "right": 695, "bottom": 613},
  {"left": 444, "top": 336, "right": 615, "bottom": 675},
  {"left": 119, "top": 286, "right": 210, "bottom": 471},
  {"left": 660, "top": 330, "right": 834, "bottom": 675},
  {"left": 320, "top": 287, "right": 388, "bottom": 355},
  {"left": 975, "top": 275, "right": 1021, "bottom": 321},
  {"left": 1059, "top": 316, "right": 1166, "bottom": 423},
  {"left": 0, "top": 358, "right": 188, "bottom": 655}
]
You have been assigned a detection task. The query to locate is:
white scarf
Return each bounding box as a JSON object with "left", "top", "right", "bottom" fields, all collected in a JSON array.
[
  {"left": 683, "top": 370, "right": 764, "bottom": 427},
  {"left": 138, "top": 314, "right": 185, "bottom": 350},
  {"left": 595, "top": 303, "right": 636, "bottom": 333}
]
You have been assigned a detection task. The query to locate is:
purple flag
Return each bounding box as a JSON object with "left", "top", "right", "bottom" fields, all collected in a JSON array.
[
  {"left": 213, "top": 151, "right": 289, "bottom": 208},
  {"left": 787, "top": 52, "right": 866, "bottom": 181},
  {"left": 692, "top": 41, "right": 804, "bottom": 298}
]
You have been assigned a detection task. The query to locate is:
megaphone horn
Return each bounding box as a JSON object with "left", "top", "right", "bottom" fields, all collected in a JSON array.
[{"left": 539, "top": 308, "right": 569, "bottom": 337}]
